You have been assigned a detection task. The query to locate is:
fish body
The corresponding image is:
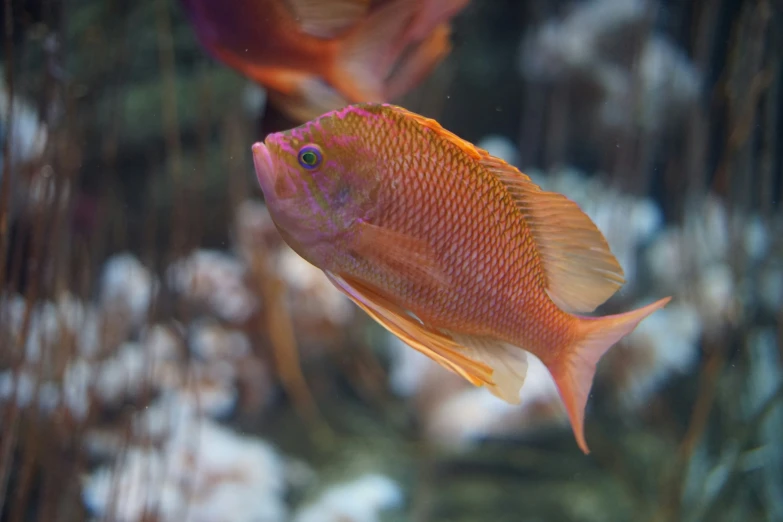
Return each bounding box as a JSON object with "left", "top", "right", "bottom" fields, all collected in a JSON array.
[
  {"left": 252, "top": 103, "right": 671, "bottom": 453},
  {"left": 181, "top": 0, "right": 467, "bottom": 121}
]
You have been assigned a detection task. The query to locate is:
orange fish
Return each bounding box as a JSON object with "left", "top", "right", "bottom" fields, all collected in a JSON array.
[
  {"left": 181, "top": 0, "right": 468, "bottom": 121},
  {"left": 251, "top": 103, "right": 671, "bottom": 453}
]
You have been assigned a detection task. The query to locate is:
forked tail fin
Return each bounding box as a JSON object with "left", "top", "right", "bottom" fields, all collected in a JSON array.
[{"left": 548, "top": 297, "right": 672, "bottom": 454}]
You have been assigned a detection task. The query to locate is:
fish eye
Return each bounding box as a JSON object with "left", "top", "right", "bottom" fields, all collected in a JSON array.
[{"left": 297, "top": 145, "right": 323, "bottom": 170}]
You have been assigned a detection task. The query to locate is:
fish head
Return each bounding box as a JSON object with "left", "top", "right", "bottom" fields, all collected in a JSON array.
[{"left": 252, "top": 107, "right": 382, "bottom": 261}]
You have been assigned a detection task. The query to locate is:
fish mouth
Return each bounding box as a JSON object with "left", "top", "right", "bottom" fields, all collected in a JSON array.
[{"left": 251, "top": 141, "right": 275, "bottom": 196}]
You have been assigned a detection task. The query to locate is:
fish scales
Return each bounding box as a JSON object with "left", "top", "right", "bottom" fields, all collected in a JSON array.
[
  {"left": 252, "top": 103, "right": 671, "bottom": 453},
  {"left": 345, "top": 108, "right": 569, "bottom": 349}
]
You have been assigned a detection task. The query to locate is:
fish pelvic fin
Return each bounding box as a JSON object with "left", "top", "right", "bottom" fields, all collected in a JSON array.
[
  {"left": 325, "top": 272, "right": 530, "bottom": 401},
  {"left": 547, "top": 297, "right": 672, "bottom": 454},
  {"left": 331, "top": 0, "right": 419, "bottom": 102}
]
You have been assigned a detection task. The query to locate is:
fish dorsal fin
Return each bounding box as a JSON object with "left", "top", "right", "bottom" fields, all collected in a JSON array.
[
  {"left": 389, "top": 105, "right": 483, "bottom": 160},
  {"left": 325, "top": 272, "right": 530, "bottom": 403},
  {"left": 286, "top": 0, "right": 371, "bottom": 38},
  {"left": 389, "top": 104, "right": 624, "bottom": 312},
  {"left": 480, "top": 154, "right": 625, "bottom": 313}
]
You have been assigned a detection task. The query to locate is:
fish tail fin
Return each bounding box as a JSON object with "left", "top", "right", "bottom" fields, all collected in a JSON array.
[
  {"left": 331, "top": 0, "right": 419, "bottom": 102},
  {"left": 547, "top": 297, "right": 672, "bottom": 454}
]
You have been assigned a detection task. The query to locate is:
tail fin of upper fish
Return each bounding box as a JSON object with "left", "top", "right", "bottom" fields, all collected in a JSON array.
[
  {"left": 548, "top": 297, "right": 672, "bottom": 454},
  {"left": 331, "top": 0, "right": 420, "bottom": 102}
]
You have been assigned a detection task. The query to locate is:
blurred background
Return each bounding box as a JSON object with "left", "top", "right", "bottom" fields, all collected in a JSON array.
[{"left": 0, "top": 0, "right": 781, "bottom": 521}]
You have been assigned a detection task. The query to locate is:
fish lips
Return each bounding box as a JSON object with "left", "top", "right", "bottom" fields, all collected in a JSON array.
[{"left": 251, "top": 141, "right": 276, "bottom": 197}]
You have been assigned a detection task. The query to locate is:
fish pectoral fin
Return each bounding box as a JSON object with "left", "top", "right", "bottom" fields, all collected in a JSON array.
[
  {"left": 352, "top": 221, "right": 451, "bottom": 288},
  {"left": 480, "top": 154, "right": 625, "bottom": 313},
  {"left": 325, "top": 272, "right": 530, "bottom": 403},
  {"left": 287, "top": 0, "right": 371, "bottom": 38}
]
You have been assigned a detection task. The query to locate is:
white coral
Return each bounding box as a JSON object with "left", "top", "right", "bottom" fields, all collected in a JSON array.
[
  {"left": 606, "top": 301, "right": 701, "bottom": 409},
  {"left": 519, "top": 0, "right": 700, "bottom": 135},
  {"left": 168, "top": 250, "right": 258, "bottom": 324},
  {"left": 100, "top": 253, "right": 157, "bottom": 329},
  {"left": 293, "top": 474, "right": 402, "bottom": 522},
  {"left": 276, "top": 246, "right": 354, "bottom": 327},
  {"left": 424, "top": 356, "right": 567, "bottom": 447},
  {"left": 83, "top": 400, "right": 288, "bottom": 522}
]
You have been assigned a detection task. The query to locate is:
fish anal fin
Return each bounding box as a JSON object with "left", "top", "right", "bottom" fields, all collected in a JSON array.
[
  {"left": 548, "top": 297, "right": 672, "bottom": 453},
  {"left": 479, "top": 154, "right": 625, "bottom": 313},
  {"left": 286, "top": 0, "right": 370, "bottom": 38},
  {"left": 353, "top": 221, "right": 451, "bottom": 288},
  {"left": 325, "top": 272, "right": 531, "bottom": 403},
  {"left": 447, "top": 331, "right": 530, "bottom": 404},
  {"left": 326, "top": 272, "right": 493, "bottom": 386}
]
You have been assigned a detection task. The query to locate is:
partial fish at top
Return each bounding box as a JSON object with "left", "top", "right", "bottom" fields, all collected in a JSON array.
[{"left": 181, "top": 0, "right": 470, "bottom": 121}]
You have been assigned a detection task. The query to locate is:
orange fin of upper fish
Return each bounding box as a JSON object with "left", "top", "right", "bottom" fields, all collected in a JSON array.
[
  {"left": 325, "top": 271, "right": 530, "bottom": 403},
  {"left": 406, "top": 0, "right": 472, "bottom": 42},
  {"left": 387, "top": 105, "right": 625, "bottom": 313},
  {"left": 268, "top": 76, "right": 351, "bottom": 122},
  {"left": 478, "top": 156, "right": 625, "bottom": 313},
  {"left": 549, "top": 297, "right": 672, "bottom": 453},
  {"left": 385, "top": 23, "right": 452, "bottom": 101},
  {"left": 286, "top": 0, "right": 371, "bottom": 38},
  {"left": 229, "top": 66, "right": 312, "bottom": 99},
  {"left": 352, "top": 220, "right": 451, "bottom": 288},
  {"left": 331, "top": 0, "right": 419, "bottom": 102}
]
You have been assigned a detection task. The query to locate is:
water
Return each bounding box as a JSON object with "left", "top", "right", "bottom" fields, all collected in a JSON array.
[{"left": 0, "top": 0, "right": 780, "bottom": 521}]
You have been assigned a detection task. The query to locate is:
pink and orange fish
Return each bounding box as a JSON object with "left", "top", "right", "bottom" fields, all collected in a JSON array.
[
  {"left": 181, "top": 0, "right": 469, "bottom": 122},
  {"left": 251, "top": 103, "right": 671, "bottom": 453}
]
